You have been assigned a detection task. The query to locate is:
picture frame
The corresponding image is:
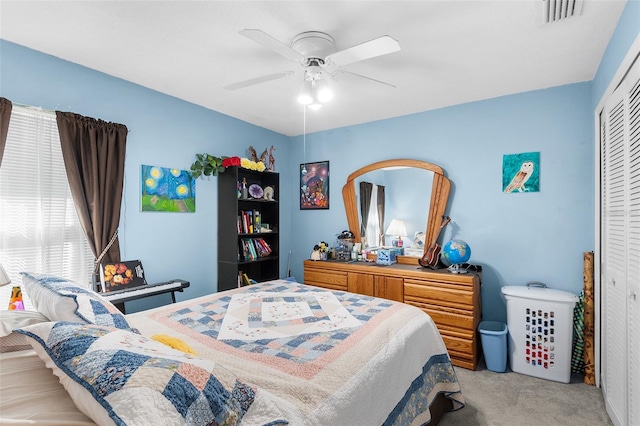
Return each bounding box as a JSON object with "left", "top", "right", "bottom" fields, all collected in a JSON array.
[
  {"left": 502, "top": 152, "right": 540, "bottom": 194},
  {"left": 300, "top": 161, "right": 329, "bottom": 210},
  {"left": 141, "top": 164, "right": 196, "bottom": 212}
]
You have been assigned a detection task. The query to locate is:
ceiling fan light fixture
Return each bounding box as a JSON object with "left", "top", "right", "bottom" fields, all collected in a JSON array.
[
  {"left": 315, "top": 79, "right": 333, "bottom": 103},
  {"left": 297, "top": 81, "right": 313, "bottom": 105}
]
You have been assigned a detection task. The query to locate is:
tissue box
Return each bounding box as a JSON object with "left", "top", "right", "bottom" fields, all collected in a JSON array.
[{"left": 376, "top": 248, "right": 397, "bottom": 265}]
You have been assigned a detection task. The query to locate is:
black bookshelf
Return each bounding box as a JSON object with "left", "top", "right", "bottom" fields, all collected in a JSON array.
[{"left": 217, "top": 167, "right": 279, "bottom": 292}]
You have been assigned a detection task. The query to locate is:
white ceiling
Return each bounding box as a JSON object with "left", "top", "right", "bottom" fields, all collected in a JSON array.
[{"left": 0, "top": 1, "right": 627, "bottom": 136}]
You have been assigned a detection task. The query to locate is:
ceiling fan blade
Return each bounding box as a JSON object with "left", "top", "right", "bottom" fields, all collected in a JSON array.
[
  {"left": 239, "top": 29, "right": 305, "bottom": 63},
  {"left": 325, "top": 35, "right": 400, "bottom": 67},
  {"left": 224, "top": 71, "right": 294, "bottom": 91},
  {"left": 332, "top": 70, "right": 396, "bottom": 89}
]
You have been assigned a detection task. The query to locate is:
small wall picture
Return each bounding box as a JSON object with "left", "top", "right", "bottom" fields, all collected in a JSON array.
[
  {"left": 502, "top": 152, "right": 540, "bottom": 194},
  {"left": 300, "top": 161, "right": 329, "bottom": 209},
  {"left": 141, "top": 164, "right": 196, "bottom": 212}
]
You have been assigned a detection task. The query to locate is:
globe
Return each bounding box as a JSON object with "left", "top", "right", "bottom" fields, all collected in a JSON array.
[{"left": 442, "top": 239, "right": 471, "bottom": 265}]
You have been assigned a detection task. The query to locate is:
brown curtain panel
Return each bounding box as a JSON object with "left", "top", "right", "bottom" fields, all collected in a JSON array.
[
  {"left": 56, "top": 111, "right": 128, "bottom": 271},
  {"left": 359, "top": 182, "right": 373, "bottom": 240},
  {"left": 377, "top": 185, "right": 385, "bottom": 246},
  {"left": 0, "top": 97, "right": 13, "bottom": 167}
]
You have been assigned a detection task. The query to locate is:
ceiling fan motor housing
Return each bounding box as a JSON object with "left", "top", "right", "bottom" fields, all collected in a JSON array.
[{"left": 292, "top": 31, "right": 336, "bottom": 64}]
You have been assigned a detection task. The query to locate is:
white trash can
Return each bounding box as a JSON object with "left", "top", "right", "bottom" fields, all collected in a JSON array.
[{"left": 501, "top": 283, "right": 578, "bottom": 383}]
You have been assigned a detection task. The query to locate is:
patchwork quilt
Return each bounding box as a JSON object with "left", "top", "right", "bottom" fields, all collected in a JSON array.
[{"left": 127, "top": 279, "right": 464, "bottom": 425}]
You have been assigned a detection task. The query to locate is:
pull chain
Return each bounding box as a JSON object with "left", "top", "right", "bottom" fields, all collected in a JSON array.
[{"left": 302, "top": 106, "right": 307, "bottom": 174}]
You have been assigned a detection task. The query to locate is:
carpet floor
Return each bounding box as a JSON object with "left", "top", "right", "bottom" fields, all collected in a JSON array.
[{"left": 439, "top": 360, "right": 612, "bottom": 426}]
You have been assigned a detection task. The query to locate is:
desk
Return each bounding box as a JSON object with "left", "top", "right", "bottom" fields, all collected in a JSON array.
[{"left": 101, "top": 279, "right": 190, "bottom": 314}]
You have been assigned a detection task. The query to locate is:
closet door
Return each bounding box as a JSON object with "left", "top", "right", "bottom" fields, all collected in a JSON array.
[
  {"left": 601, "top": 80, "right": 628, "bottom": 426},
  {"left": 601, "top": 55, "right": 640, "bottom": 426},
  {"left": 626, "top": 60, "right": 639, "bottom": 426}
]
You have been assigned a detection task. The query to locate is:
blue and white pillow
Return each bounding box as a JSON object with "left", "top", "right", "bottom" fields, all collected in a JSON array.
[
  {"left": 20, "top": 272, "right": 133, "bottom": 330},
  {"left": 17, "top": 321, "right": 257, "bottom": 426}
]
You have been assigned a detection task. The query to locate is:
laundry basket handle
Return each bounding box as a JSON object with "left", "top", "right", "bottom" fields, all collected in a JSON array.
[{"left": 526, "top": 281, "right": 547, "bottom": 289}]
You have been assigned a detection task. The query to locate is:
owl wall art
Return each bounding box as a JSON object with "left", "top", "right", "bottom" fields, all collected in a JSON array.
[{"left": 502, "top": 152, "right": 540, "bottom": 194}]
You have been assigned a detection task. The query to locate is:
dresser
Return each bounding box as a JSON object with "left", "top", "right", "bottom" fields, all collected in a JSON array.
[{"left": 303, "top": 259, "right": 481, "bottom": 370}]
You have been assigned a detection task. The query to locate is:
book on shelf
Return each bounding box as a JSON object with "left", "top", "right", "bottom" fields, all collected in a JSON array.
[
  {"left": 238, "top": 209, "right": 264, "bottom": 234},
  {"left": 242, "top": 273, "right": 252, "bottom": 286},
  {"left": 253, "top": 210, "right": 261, "bottom": 234},
  {"left": 237, "top": 271, "right": 255, "bottom": 287},
  {"left": 240, "top": 237, "right": 272, "bottom": 261}
]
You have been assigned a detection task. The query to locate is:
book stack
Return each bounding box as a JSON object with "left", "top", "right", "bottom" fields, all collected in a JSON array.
[
  {"left": 238, "top": 210, "right": 262, "bottom": 234},
  {"left": 240, "top": 238, "right": 272, "bottom": 261},
  {"left": 237, "top": 271, "right": 256, "bottom": 287}
]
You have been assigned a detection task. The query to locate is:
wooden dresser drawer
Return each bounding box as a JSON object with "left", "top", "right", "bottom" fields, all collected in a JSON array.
[
  {"left": 304, "top": 267, "right": 348, "bottom": 291},
  {"left": 404, "top": 281, "right": 474, "bottom": 311},
  {"left": 406, "top": 301, "right": 476, "bottom": 331},
  {"left": 441, "top": 334, "right": 473, "bottom": 358}
]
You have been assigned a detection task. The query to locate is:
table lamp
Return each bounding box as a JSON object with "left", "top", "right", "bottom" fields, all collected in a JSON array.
[
  {"left": 0, "top": 262, "right": 24, "bottom": 310},
  {"left": 386, "top": 219, "right": 407, "bottom": 248}
]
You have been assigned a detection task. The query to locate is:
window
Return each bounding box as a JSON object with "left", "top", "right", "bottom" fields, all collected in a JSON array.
[{"left": 0, "top": 105, "right": 94, "bottom": 308}]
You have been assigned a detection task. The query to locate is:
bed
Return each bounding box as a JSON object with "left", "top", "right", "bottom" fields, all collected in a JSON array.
[{"left": 0, "top": 274, "right": 464, "bottom": 425}]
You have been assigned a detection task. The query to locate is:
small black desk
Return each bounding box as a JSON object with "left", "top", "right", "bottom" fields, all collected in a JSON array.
[{"left": 101, "top": 279, "right": 190, "bottom": 314}]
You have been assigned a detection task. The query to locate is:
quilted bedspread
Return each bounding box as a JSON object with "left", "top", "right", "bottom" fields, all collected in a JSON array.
[{"left": 127, "top": 279, "right": 464, "bottom": 425}]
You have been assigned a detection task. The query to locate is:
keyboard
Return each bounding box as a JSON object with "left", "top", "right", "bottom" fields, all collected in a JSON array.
[{"left": 101, "top": 280, "right": 189, "bottom": 302}]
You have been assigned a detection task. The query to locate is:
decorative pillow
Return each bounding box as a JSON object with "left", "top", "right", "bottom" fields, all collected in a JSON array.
[
  {"left": 20, "top": 272, "right": 134, "bottom": 330},
  {"left": 0, "top": 310, "right": 49, "bottom": 353},
  {"left": 17, "top": 321, "right": 257, "bottom": 426}
]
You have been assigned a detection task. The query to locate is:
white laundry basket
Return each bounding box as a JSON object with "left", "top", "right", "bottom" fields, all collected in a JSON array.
[{"left": 501, "top": 283, "right": 578, "bottom": 383}]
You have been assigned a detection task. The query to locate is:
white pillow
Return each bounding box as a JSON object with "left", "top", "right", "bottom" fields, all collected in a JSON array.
[
  {"left": 17, "top": 321, "right": 260, "bottom": 426},
  {"left": 20, "top": 272, "right": 134, "bottom": 330},
  {"left": 0, "top": 310, "right": 49, "bottom": 353}
]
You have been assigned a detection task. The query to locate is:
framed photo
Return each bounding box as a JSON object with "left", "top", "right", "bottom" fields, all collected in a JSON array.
[{"left": 300, "top": 161, "right": 329, "bottom": 209}]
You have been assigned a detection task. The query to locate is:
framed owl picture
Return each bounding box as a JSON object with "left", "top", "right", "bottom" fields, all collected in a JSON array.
[{"left": 502, "top": 152, "right": 540, "bottom": 193}]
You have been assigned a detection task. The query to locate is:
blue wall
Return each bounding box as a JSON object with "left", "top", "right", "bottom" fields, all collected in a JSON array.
[
  {"left": 1, "top": 1, "right": 637, "bottom": 321},
  {"left": 289, "top": 84, "right": 594, "bottom": 323},
  {"left": 0, "top": 39, "right": 292, "bottom": 312}
]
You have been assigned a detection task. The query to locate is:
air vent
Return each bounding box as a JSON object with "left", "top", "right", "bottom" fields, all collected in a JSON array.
[{"left": 538, "top": 0, "right": 583, "bottom": 24}]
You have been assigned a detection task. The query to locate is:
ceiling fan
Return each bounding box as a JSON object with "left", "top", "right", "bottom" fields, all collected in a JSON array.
[{"left": 223, "top": 29, "right": 401, "bottom": 97}]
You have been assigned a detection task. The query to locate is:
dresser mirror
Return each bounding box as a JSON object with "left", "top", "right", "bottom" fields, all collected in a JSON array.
[{"left": 342, "top": 159, "right": 451, "bottom": 260}]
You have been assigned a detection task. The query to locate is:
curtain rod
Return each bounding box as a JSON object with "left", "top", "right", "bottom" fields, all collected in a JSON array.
[
  {"left": 11, "top": 101, "right": 129, "bottom": 131},
  {"left": 12, "top": 102, "right": 58, "bottom": 115}
]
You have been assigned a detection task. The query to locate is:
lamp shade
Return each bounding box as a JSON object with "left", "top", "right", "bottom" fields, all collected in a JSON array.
[
  {"left": 297, "top": 81, "right": 313, "bottom": 105},
  {"left": 385, "top": 219, "right": 407, "bottom": 237},
  {"left": 0, "top": 263, "right": 11, "bottom": 287}
]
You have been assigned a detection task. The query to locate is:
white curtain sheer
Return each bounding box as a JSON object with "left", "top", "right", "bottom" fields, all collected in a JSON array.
[{"left": 0, "top": 106, "right": 94, "bottom": 308}]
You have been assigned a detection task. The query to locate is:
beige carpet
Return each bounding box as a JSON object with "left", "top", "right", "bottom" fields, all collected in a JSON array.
[{"left": 440, "top": 361, "right": 612, "bottom": 426}]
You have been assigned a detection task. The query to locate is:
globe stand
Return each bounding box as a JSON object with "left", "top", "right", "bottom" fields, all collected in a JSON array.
[{"left": 448, "top": 263, "right": 468, "bottom": 274}]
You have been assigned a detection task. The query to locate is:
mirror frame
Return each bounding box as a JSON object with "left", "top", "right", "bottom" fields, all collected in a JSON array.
[{"left": 342, "top": 159, "right": 451, "bottom": 256}]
